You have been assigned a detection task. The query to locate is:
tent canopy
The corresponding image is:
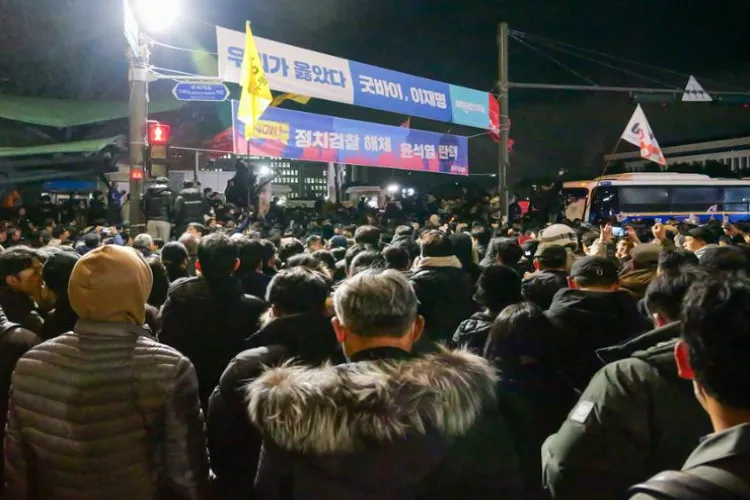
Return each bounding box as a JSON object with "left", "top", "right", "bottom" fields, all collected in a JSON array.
[
  {"left": 0, "top": 136, "right": 125, "bottom": 159},
  {"left": 0, "top": 95, "right": 183, "bottom": 128}
]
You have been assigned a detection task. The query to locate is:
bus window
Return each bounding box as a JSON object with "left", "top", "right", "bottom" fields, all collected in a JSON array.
[
  {"left": 671, "top": 187, "right": 722, "bottom": 212},
  {"left": 618, "top": 187, "right": 670, "bottom": 213},
  {"left": 590, "top": 186, "right": 619, "bottom": 221},
  {"left": 561, "top": 188, "right": 588, "bottom": 221},
  {"left": 724, "top": 187, "right": 750, "bottom": 212}
]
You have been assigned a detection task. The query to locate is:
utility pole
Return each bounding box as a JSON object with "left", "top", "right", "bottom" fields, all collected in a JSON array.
[
  {"left": 128, "top": 32, "right": 149, "bottom": 232},
  {"left": 497, "top": 22, "right": 510, "bottom": 220}
]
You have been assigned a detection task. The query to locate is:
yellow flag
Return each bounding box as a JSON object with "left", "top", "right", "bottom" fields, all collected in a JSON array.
[
  {"left": 271, "top": 93, "right": 312, "bottom": 107},
  {"left": 237, "top": 21, "right": 272, "bottom": 140}
]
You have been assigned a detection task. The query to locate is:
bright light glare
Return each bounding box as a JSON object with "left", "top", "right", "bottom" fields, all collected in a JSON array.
[
  {"left": 258, "top": 165, "right": 273, "bottom": 177},
  {"left": 406, "top": 188, "right": 415, "bottom": 196},
  {"left": 386, "top": 184, "right": 399, "bottom": 193},
  {"left": 135, "top": 0, "right": 178, "bottom": 32},
  {"left": 367, "top": 199, "right": 378, "bottom": 208}
]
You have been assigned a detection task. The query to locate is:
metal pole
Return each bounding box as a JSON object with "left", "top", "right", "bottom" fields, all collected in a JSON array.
[
  {"left": 498, "top": 22, "right": 510, "bottom": 220},
  {"left": 508, "top": 81, "right": 750, "bottom": 95},
  {"left": 194, "top": 150, "right": 200, "bottom": 182},
  {"left": 128, "top": 33, "right": 148, "bottom": 232}
]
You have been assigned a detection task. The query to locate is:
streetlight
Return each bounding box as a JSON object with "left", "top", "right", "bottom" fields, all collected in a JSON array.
[
  {"left": 386, "top": 184, "right": 399, "bottom": 194},
  {"left": 134, "top": 0, "right": 178, "bottom": 32},
  {"left": 258, "top": 165, "right": 273, "bottom": 177}
]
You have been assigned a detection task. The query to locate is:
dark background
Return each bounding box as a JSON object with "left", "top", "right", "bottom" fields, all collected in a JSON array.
[{"left": 1, "top": 0, "right": 749, "bottom": 186}]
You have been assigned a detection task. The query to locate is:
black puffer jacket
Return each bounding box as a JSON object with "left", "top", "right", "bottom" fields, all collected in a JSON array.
[
  {"left": 0, "top": 308, "right": 40, "bottom": 492},
  {"left": 247, "top": 346, "right": 524, "bottom": 499},
  {"left": 521, "top": 270, "right": 568, "bottom": 310},
  {"left": 207, "top": 312, "right": 343, "bottom": 498},
  {"left": 546, "top": 288, "right": 651, "bottom": 388},
  {"left": 3, "top": 320, "right": 209, "bottom": 500},
  {"left": 160, "top": 276, "right": 266, "bottom": 409},
  {"left": 141, "top": 183, "right": 173, "bottom": 221},
  {"left": 173, "top": 188, "right": 207, "bottom": 227},
  {"left": 410, "top": 265, "right": 474, "bottom": 343},
  {"left": 450, "top": 311, "right": 495, "bottom": 354}
]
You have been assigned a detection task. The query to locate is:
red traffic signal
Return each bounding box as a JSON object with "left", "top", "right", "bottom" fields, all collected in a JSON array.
[
  {"left": 130, "top": 167, "right": 144, "bottom": 180},
  {"left": 148, "top": 122, "right": 171, "bottom": 145}
]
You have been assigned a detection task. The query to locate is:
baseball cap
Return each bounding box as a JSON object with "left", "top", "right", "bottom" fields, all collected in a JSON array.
[
  {"left": 631, "top": 243, "right": 661, "bottom": 268},
  {"left": 535, "top": 245, "right": 568, "bottom": 268},
  {"left": 688, "top": 226, "right": 719, "bottom": 245},
  {"left": 570, "top": 256, "right": 618, "bottom": 287},
  {"left": 535, "top": 224, "right": 578, "bottom": 257}
]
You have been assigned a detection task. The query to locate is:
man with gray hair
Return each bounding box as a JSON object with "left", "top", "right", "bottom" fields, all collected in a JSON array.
[
  {"left": 246, "top": 269, "right": 523, "bottom": 499},
  {"left": 133, "top": 233, "right": 156, "bottom": 258}
]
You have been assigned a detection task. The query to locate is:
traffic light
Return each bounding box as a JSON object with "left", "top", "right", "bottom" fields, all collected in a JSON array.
[
  {"left": 130, "top": 167, "right": 145, "bottom": 180},
  {"left": 148, "top": 122, "right": 171, "bottom": 145}
]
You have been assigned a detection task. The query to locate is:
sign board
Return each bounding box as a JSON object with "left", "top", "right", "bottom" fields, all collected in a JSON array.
[
  {"left": 123, "top": 0, "right": 139, "bottom": 54},
  {"left": 231, "top": 101, "right": 469, "bottom": 176},
  {"left": 216, "top": 26, "right": 494, "bottom": 130},
  {"left": 172, "top": 82, "right": 230, "bottom": 102}
]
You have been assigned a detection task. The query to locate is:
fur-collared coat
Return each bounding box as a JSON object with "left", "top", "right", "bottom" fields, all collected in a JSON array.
[{"left": 246, "top": 346, "right": 524, "bottom": 499}]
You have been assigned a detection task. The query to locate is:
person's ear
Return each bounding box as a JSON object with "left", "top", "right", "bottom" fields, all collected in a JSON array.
[
  {"left": 653, "top": 313, "right": 668, "bottom": 328},
  {"left": 332, "top": 317, "right": 347, "bottom": 344},
  {"left": 611, "top": 279, "right": 621, "bottom": 291},
  {"left": 233, "top": 258, "right": 240, "bottom": 272},
  {"left": 674, "top": 340, "right": 695, "bottom": 380},
  {"left": 196, "top": 261, "right": 202, "bottom": 274},
  {"left": 5, "top": 276, "right": 18, "bottom": 288},
  {"left": 567, "top": 277, "right": 577, "bottom": 289},
  {"left": 411, "top": 315, "right": 425, "bottom": 344},
  {"left": 533, "top": 259, "right": 541, "bottom": 271}
]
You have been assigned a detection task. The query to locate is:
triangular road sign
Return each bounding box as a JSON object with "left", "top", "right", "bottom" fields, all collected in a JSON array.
[{"left": 682, "top": 75, "right": 712, "bottom": 102}]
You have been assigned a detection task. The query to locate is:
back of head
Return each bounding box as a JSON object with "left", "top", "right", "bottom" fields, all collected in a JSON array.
[
  {"left": 383, "top": 245, "right": 411, "bottom": 271},
  {"left": 349, "top": 250, "right": 386, "bottom": 276},
  {"left": 133, "top": 233, "right": 153, "bottom": 251},
  {"left": 311, "top": 249, "right": 336, "bottom": 273},
  {"left": 492, "top": 237, "right": 522, "bottom": 266},
  {"left": 42, "top": 250, "right": 80, "bottom": 296},
  {"left": 68, "top": 245, "right": 153, "bottom": 325},
  {"left": 354, "top": 225, "right": 381, "bottom": 246},
  {"left": 699, "top": 245, "right": 750, "bottom": 275},
  {"left": 484, "top": 302, "right": 555, "bottom": 364},
  {"left": 286, "top": 253, "right": 329, "bottom": 277},
  {"left": 658, "top": 248, "right": 699, "bottom": 275},
  {"left": 333, "top": 268, "right": 417, "bottom": 338},
  {"left": 197, "top": 232, "right": 239, "bottom": 282},
  {"left": 146, "top": 256, "right": 169, "bottom": 308},
  {"left": 420, "top": 230, "right": 454, "bottom": 258},
  {"left": 267, "top": 267, "right": 331, "bottom": 314},
  {"left": 279, "top": 239, "right": 305, "bottom": 263},
  {"left": 475, "top": 264, "right": 522, "bottom": 314},
  {"left": 681, "top": 277, "right": 750, "bottom": 410},
  {"left": 570, "top": 256, "right": 619, "bottom": 289},
  {"left": 688, "top": 225, "right": 719, "bottom": 245},
  {"left": 450, "top": 232, "right": 475, "bottom": 269},
  {"left": 179, "top": 232, "right": 199, "bottom": 256},
  {"left": 160, "top": 242, "right": 189, "bottom": 269},
  {"left": 394, "top": 225, "right": 413, "bottom": 238},
  {"left": 645, "top": 266, "right": 707, "bottom": 324},
  {"left": 237, "top": 237, "right": 265, "bottom": 274}
]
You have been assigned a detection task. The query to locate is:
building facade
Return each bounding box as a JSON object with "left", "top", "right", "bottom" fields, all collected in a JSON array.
[{"left": 604, "top": 136, "right": 750, "bottom": 172}]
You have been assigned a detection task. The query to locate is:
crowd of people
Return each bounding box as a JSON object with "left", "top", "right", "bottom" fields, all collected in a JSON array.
[{"left": 1, "top": 182, "right": 750, "bottom": 499}]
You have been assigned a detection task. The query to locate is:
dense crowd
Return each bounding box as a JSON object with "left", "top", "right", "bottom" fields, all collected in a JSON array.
[{"left": 1, "top": 181, "right": 750, "bottom": 499}]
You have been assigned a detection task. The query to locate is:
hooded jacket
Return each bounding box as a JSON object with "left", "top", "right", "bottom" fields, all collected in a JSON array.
[
  {"left": 160, "top": 275, "right": 266, "bottom": 409},
  {"left": 521, "top": 269, "right": 568, "bottom": 310},
  {"left": 619, "top": 268, "right": 656, "bottom": 301},
  {"left": 543, "top": 322, "right": 712, "bottom": 500},
  {"left": 3, "top": 245, "right": 209, "bottom": 500},
  {"left": 546, "top": 288, "right": 651, "bottom": 388},
  {"left": 410, "top": 258, "right": 474, "bottom": 343},
  {"left": 141, "top": 183, "right": 173, "bottom": 221},
  {"left": 207, "top": 312, "right": 344, "bottom": 498},
  {"left": 246, "top": 346, "right": 524, "bottom": 499}
]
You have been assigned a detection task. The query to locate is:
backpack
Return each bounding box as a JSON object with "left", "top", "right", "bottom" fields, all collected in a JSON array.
[{"left": 629, "top": 466, "right": 750, "bottom": 499}]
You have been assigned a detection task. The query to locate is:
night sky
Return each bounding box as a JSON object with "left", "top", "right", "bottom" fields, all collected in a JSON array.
[{"left": 2, "top": 0, "right": 750, "bottom": 185}]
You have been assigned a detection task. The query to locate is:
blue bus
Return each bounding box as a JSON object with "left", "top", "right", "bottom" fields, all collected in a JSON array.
[{"left": 562, "top": 173, "right": 750, "bottom": 224}]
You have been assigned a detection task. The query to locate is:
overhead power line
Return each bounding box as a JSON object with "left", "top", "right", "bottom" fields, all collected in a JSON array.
[
  {"left": 509, "top": 33, "right": 598, "bottom": 86},
  {"left": 151, "top": 39, "right": 218, "bottom": 55}
]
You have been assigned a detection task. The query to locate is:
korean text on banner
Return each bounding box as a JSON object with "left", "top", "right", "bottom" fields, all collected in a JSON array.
[
  {"left": 217, "top": 26, "right": 492, "bottom": 129},
  {"left": 231, "top": 101, "right": 468, "bottom": 176}
]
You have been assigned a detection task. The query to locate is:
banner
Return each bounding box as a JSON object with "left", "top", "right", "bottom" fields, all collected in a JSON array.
[
  {"left": 231, "top": 101, "right": 469, "bottom": 176},
  {"left": 621, "top": 104, "right": 666, "bottom": 166},
  {"left": 217, "top": 26, "right": 491, "bottom": 130}
]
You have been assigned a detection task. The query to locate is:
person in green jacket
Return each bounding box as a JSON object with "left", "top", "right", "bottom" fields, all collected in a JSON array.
[{"left": 542, "top": 267, "right": 712, "bottom": 500}]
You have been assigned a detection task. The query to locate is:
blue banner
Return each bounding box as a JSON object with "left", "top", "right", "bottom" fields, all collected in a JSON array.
[
  {"left": 231, "top": 101, "right": 469, "bottom": 176},
  {"left": 217, "top": 27, "right": 496, "bottom": 130}
]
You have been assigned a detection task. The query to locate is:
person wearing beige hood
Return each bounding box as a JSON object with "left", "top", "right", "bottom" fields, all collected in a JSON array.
[{"left": 4, "top": 245, "right": 209, "bottom": 500}]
